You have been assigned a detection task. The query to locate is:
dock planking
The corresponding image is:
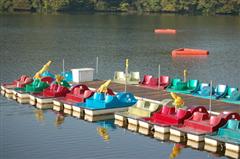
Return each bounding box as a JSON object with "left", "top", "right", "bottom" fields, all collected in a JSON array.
[{"left": 78, "top": 80, "right": 240, "bottom": 113}]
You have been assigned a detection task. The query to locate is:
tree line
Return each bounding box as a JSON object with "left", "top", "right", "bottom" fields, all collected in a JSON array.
[{"left": 1, "top": 0, "right": 240, "bottom": 15}]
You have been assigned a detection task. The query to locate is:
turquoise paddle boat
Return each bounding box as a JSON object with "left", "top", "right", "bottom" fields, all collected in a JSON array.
[
  {"left": 166, "top": 78, "right": 182, "bottom": 91},
  {"left": 167, "top": 79, "right": 199, "bottom": 94},
  {"left": 221, "top": 87, "right": 240, "bottom": 104},
  {"left": 205, "top": 119, "right": 240, "bottom": 154},
  {"left": 77, "top": 92, "right": 137, "bottom": 110}
]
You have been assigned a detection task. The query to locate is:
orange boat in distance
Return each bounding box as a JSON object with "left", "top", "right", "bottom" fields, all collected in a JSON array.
[
  {"left": 172, "top": 48, "right": 209, "bottom": 56},
  {"left": 154, "top": 29, "right": 176, "bottom": 34}
]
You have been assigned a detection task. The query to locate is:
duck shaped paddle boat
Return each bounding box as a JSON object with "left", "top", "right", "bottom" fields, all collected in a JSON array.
[
  {"left": 139, "top": 105, "right": 207, "bottom": 134},
  {"left": 53, "top": 84, "right": 94, "bottom": 111},
  {"left": 170, "top": 111, "right": 240, "bottom": 142},
  {"left": 115, "top": 98, "right": 172, "bottom": 126},
  {"left": 1, "top": 75, "right": 33, "bottom": 98},
  {"left": 205, "top": 118, "right": 240, "bottom": 155},
  {"left": 73, "top": 80, "right": 137, "bottom": 117}
]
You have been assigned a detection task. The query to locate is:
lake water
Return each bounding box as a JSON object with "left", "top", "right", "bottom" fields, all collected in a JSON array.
[{"left": 1, "top": 13, "right": 240, "bottom": 159}]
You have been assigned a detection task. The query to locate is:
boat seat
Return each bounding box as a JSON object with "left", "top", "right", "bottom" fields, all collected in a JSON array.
[
  {"left": 149, "top": 103, "right": 159, "bottom": 112},
  {"left": 227, "top": 120, "right": 240, "bottom": 130},
  {"left": 148, "top": 77, "right": 158, "bottom": 86},
  {"left": 41, "top": 76, "right": 54, "bottom": 84},
  {"left": 141, "top": 75, "right": 153, "bottom": 85},
  {"left": 192, "top": 112, "right": 209, "bottom": 122},
  {"left": 209, "top": 116, "right": 221, "bottom": 126},
  {"left": 93, "top": 93, "right": 105, "bottom": 101},
  {"left": 176, "top": 109, "right": 188, "bottom": 119},
  {"left": 130, "top": 72, "right": 140, "bottom": 81},
  {"left": 135, "top": 100, "right": 145, "bottom": 108},
  {"left": 161, "top": 106, "right": 175, "bottom": 115},
  {"left": 114, "top": 71, "right": 125, "bottom": 81},
  {"left": 159, "top": 76, "right": 170, "bottom": 88}
]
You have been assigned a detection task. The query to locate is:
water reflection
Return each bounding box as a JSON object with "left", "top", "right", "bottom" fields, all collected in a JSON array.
[
  {"left": 55, "top": 112, "right": 65, "bottom": 127},
  {"left": 96, "top": 120, "right": 116, "bottom": 142},
  {"left": 169, "top": 144, "right": 184, "bottom": 159},
  {"left": 34, "top": 109, "right": 44, "bottom": 122}
]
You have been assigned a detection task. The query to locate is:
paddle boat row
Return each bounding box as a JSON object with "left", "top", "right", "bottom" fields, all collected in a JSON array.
[{"left": 139, "top": 75, "right": 240, "bottom": 104}]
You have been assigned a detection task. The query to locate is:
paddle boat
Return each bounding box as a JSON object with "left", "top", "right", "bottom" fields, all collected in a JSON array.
[
  {"left": 204, "top": 119, "right": 240, "bottom": 155},
  {"left": 53, "top": 84, "right": 94, "bottom": 111},
  {"left": 139, "top": 105, "right": 208, "bottom": 134},
  {"left": 115, "top": 98, "right": 172, "bottom": 127},
  {"left": 154, "top": 29, "right": 176, "bottom": 34},
  {"left": 1, "top": 75, "right": 33, "bottom": 98},
  {"left": 167, "top": 79, "right": 199, "bottom": 94},
  {"left": 166, "top": 78, "right": 182, "bottom": 91},
  {"left": 139, "top": 75, "right": 170, "bottom": 89},
  {"left": 172, "top": 48, "right": 209, "bottom": 56},
  {"left": 221, "top": 87, "right": 240, "bottom": 104},
  {"left": 14, "top": 76, "right": 54, "bottom": 104},
  {"left": 72, "top": 80, "right": 137, "bottom": 117},
  {"left": 170, "top": 111, "right": 240, "bottom": 142},
  {"left": 113, "top": 71, "right": 140, "bottom": 85},
  {"left": 33, "top": 75, "right": 70, "bottom": 109},
  {"left": 192, "top": 82, "right": 213, "bottom": 97}
]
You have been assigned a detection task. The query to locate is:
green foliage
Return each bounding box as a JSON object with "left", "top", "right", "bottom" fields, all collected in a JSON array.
[{"left": 0, "top": 0, "right": 239, "bottom": 15}]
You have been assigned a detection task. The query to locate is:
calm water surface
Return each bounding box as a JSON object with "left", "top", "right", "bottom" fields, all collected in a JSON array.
[{"left": 1, "top": 13, "right": 240, "bottom": 159}]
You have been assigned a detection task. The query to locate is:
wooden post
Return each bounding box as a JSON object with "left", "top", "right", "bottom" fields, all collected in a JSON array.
[
  {"left": 158, "top": 64, "right": 161, "bottom": 88},
  {"left": 96, "top": 56, "right": 99, "bottom": 74},
  {"left": 184, "top": 69, "right": 187, "bottom": 82},
  {"left": 125, "top": 59, "right": 128, "bottom": 92},
  {"left": 209, "top": 80, "right": 213, "bottom": 115},
  {"left": 62, "top": 59, "right": 65, "bottom": 75}
]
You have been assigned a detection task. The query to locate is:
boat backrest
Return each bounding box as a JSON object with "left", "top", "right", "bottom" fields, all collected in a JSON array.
[
  {"left": 172, "top": 78, "right": 181, "bottom": 86},
  {"left": 93, "top": 92, "right": 105, "bottom": 100},
  {"left": 176, "top": 109, "right": 187, "bottom": 119},
  {"left": 161, "top": 106, "right": 175, "bottom": 115},
  {"left": 200, "top": 83, "right": 210, "bottom": 90},
  {"left": 136, "top": 100, "right": 145, "bottom": 108},
  {"left": 226, "top": 120, "right": 240, "bottom": 130},
  {"left": 160, "top": 76, "right": 170, "bottom": 84},
  {"left": 50, "top": 84, "right": 58, "bottom": 91},
  {"left": 20, "top": 75, "right": 28, "bottom": 82},
  {"left": 32, "top": 79, "right": 40, "bottom": 86},
  {"left": 192, "top": 112, "right": 209, "bottom": 121},
  {"left": 187, "top": 79, "right": 198, "bottom": 88},
  {"left": 227, "top": 87, "right": 238, "bottom": 96},
  {"left": 83, "top": 90, "right": 94, "bottom": 99},
  {"left": 142, "top": 75, "right": 153, "bottom": 85},
  {"left": 56, "top": 85, "right": 65, "bottom": 92},
  {"left": 149, "top": 77, "right": 158, "bottom": 86},
  {"left": 73, "top": 87, "right": 80, "bottom": 95},
  {"left": 130, "top": 72, "right": 140, "bottom": 81},
  {"left": 215, "top": 84, "right": 227, "bottom": 93},
  {"left": 41, "top": 76, "right": 54, "bottom": 84},
  {"left": 209, "top": 116, "right": 221, "bottom": 126},
  {"left": 114, "top": 71, "right": 125, "bottom": 80},
  {"left": 143, "top": 101, "right": 150, "bottom": 109},
  {"left": 149, "top": 103, "right": 159, "bottom": 112},
  {"left": 105, "top": 95, "right": 117, "bottom": 103}
]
